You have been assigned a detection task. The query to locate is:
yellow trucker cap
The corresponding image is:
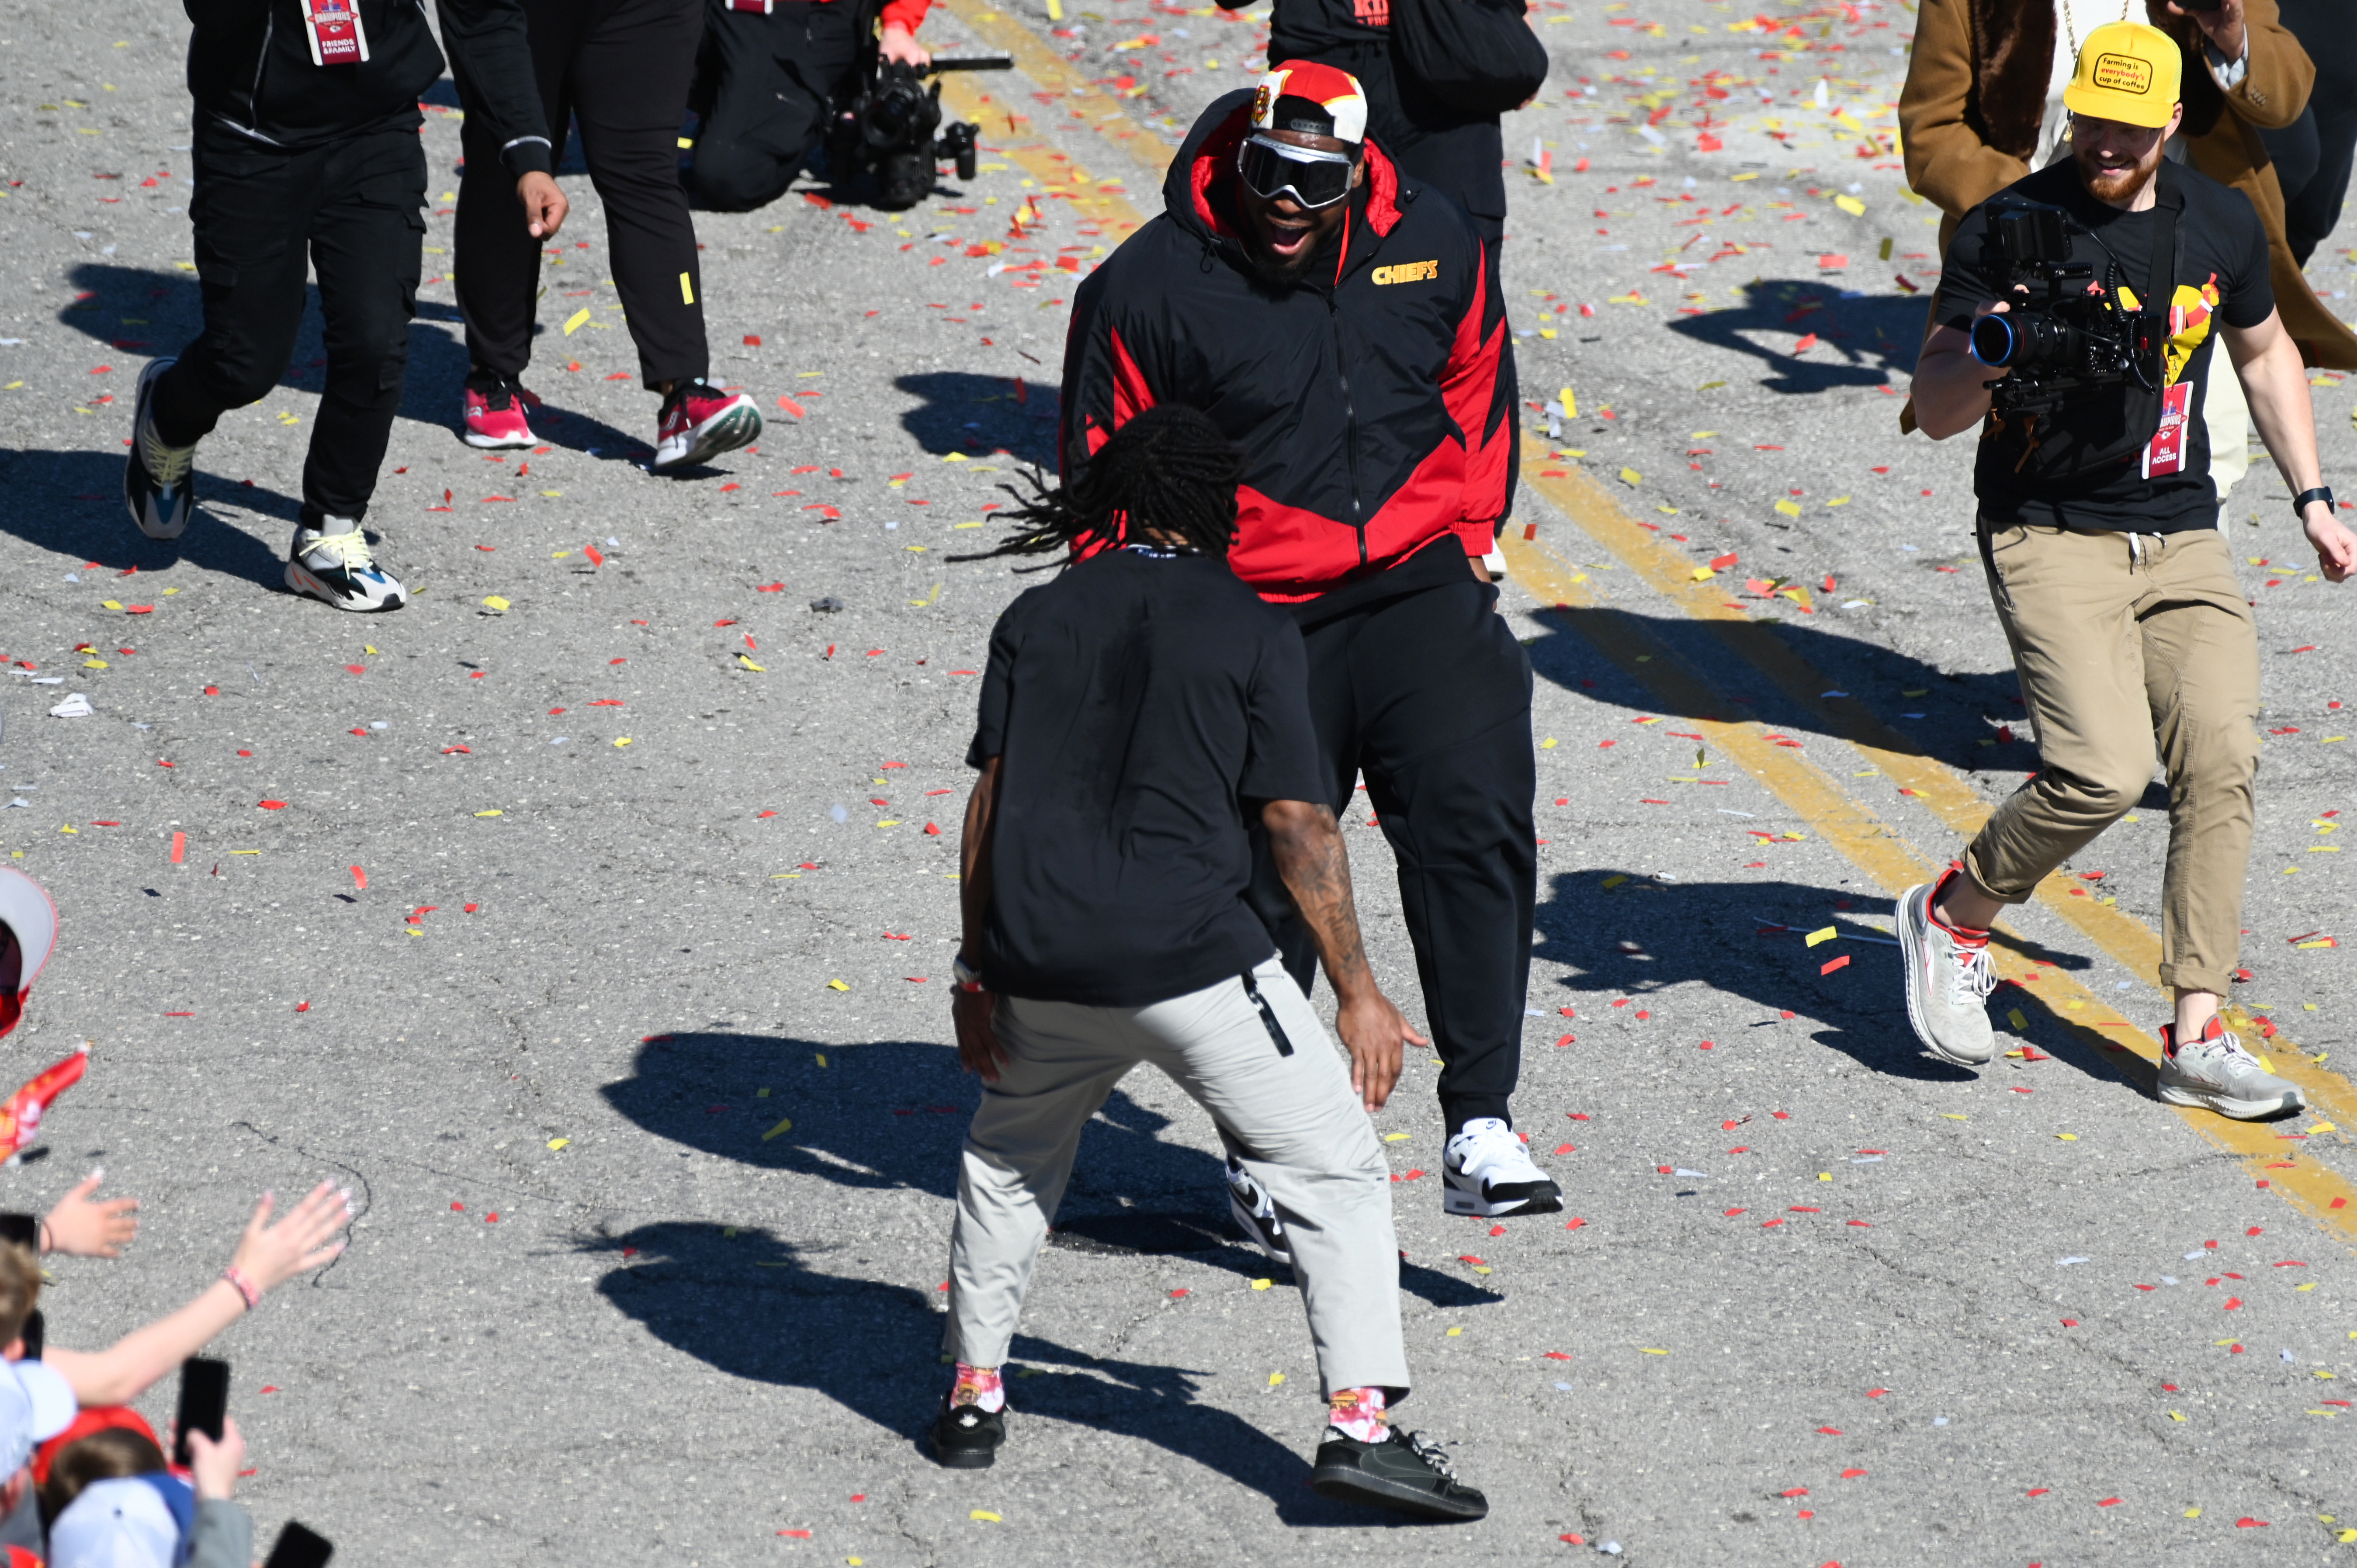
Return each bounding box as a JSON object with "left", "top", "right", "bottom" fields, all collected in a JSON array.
[{"left": 2063, "top": 20, "right": 2182, "bottom": 129}]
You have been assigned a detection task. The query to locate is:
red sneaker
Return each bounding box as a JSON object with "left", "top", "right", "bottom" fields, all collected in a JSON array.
[
  {"left": 653, "top": 380, "right": 761, "bottom": 471},
  {"left": 462, "top": 376, "right": 539, "bottom": 450}
]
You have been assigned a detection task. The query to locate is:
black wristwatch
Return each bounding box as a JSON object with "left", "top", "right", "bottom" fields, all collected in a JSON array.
[{"left": 2293, "top": 486, "right": 2335, "bottom": 518}]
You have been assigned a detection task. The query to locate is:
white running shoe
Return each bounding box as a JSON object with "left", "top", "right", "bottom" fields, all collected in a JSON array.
[
  {"left": 1225, "top": 1156, "right": 1290, "bottom": 1265},
  {"left": 285, "top": 522, "right": 407, "bottom": 613},
  {"left": 1896, "top": 877, "right": 1997, "bottom": 1066},
  {"left": 2158, "top": 1017, "right": 2305, "bottom": 1120},
  {"left": 1442, "top": 1118, "right": 1562, "bottom": 1217},
  {"left": 124, "top": 358, "right": 199, "bottom": 541}
]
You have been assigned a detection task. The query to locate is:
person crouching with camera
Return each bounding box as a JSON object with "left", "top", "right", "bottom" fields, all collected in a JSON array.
[{"left": 1903, "top": 20, "right": 2357, "bottom": 1118}]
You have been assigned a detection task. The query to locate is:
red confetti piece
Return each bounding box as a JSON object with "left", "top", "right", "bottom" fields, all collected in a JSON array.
[
  {"left": 1543, "top": 1351, "right": 1570, "bottom": 1360},
  {"left": 1865, "top": 1388, "right": 1886, "bottom": 1398},
  {"left": 170, "top": 832, "right": 186, "bottom": 864},
  {"left": 1553, "top": 1142, "right": 1577, "bottom": 1154},
  {"left": 1168, "top": 1288, "right": 1188, "bottom": 1298},
  {"left": 586, "top": 544, "right": 605, "bottom": 567},
  {"left": 1815, "top": 1427, "right": 1841, "bottom": 1435},
  {"left": 777, "top": 397, "right": 807, "bottom": 417},
  {"left": 260, "top": 1386, "right": 279, "bottom": 1394},
  {"left": 2097, "top": 1498, "right": 2121, "bottom": 1507},
  {"left": 203, "top": 686, "right": 219, "bottom": 696},
  {"left": 344, "top": 664, "right": 366, "bottom": 675},
  {"left": 258, "top": 800, "right": 287, "bottom": 810},
  {"left": 744, "top": 335, "right": 763, "bottom": 347},
  {"left": 1820, "top": 954, "right": 1850, "bottom": 975},
  {"left": 779, "top": 1530, "right": 811, "bottom": 1539},
  {"left": 485, "top": 1213, "right": 499, "bottom": 1223},
  {"left": 2027, "top": 1488, "right": 2049, "bottom": 1497},
  {"left": 1781, "top": 1487, "right": 1809, "bottom": 1498},
  {"left": 2060, "top": 1319, "right": 2079, "bottom": 1327},
  {"left": 295, "top": 1002, "right": 310, "bottom": 1013},
  {"left": 2236, "top": 1518, "right": 2268, "bottom": 1528},
  {"left": 1564, "top": 1217, "right": 1585, "bottom": 1229},
  {"left": 350, "top": 866, "right": 367, "bottom": 891}
]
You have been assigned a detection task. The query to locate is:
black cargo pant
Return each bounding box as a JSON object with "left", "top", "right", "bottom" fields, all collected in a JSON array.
[
  {"left": 1245, "top": 575, "right": 1538, "bottom": 1136},
  {"left": 149, "top": 119, "right": 425, "bottom": 526},
  {"left": 687, "top": 0, "right": 862, "bottom": 212},
  {"left": 456, "top": 0, "right": 711, "bottom": 391}
]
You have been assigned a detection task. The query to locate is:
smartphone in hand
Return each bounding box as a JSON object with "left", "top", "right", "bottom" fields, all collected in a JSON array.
[
  {"left": 171, "top": 1356, "right": 230, "bottom": 1468},
  {"left": 264, "top": 1521, "right": 334, "bottom": 1568}
]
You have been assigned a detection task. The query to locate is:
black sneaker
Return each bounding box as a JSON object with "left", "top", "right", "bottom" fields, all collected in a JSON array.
[
  {"left": 930, "top": 1395, "right": 1005, "bottom": 1469},
  {"left": 1310, "top": 1428, "right": 1488, "bottom": 1521},
  {"left": 1225, "top": 1156, "right": 1290, "bottom": 1266},
  {"left": 125, "top": 358, "right": 199, "bottom": 541}
]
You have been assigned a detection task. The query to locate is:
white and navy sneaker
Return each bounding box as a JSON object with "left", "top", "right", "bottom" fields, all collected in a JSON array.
[
  {"left": 2158, "top": 1016, "right": 2306, "bottom": 1120},
  {"left": 124, "top": 358, "right": 199, "bottom": 541},
  {"left": 1225, "top": 1156, "right": 1290, "bottom": 1265},
  {"left": 1442, "top": 1117, "right": 1562, "bottom": 1217},
  {"left": 285, "top": 522, "right": 406, "bottom": 613},
  {"left": 651, "top": 379, "right": 760, "bottom": 471}
]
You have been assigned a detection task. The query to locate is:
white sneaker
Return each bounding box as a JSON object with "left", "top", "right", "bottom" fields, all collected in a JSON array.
[
  {"left": 285, "top": 522, "right": 407, "bottom": 613},
  {"left": 2158, "top": 1017, "right": 2305, "bottom": 1120},
  {"left": 1896, "top": 878, "right": 1997, "bottom": 1066},
  {"left": 1224, "top": 1157, "right": 1289, "bottom": 1265},
  {"left": 1442, "top": 1118, "right": 1561, "bottom": 1217}
]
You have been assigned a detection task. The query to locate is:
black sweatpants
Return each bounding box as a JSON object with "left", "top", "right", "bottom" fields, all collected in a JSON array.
[
  {"left": 688, "top": 0, "right": 862, "bottom": 212},
  {"left": 456, "top": 0, "right": 710, "bottom": 390},
  {"left": 1245, "top": 576, "right": 1538, "bottom": 1136},
  {"left": 151, "top": 118, "right": 425, "bottom": 526}
]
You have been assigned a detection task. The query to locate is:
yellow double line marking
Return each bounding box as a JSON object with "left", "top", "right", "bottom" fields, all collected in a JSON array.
[{"left": 926, "top": 0, "right": 2357, "bottom": 1243}]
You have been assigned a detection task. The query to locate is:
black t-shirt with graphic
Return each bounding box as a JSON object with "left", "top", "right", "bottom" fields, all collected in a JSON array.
[
  {"left": 967, "top": 547, "right": 1325, "bottom": 1007},
  {"left": 1935, "top": 159, "right": 2273, "bottom": 533}
]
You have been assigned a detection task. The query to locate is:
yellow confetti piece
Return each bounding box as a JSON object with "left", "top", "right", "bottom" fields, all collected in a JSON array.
[
  {"left": 562, "top": 308, "right": 592, "bottom": 335},
  {"left": 58, "top": 826, "right": 76, "bottom": 835},
  {"left": 1251, "top": 1278, "right": 1273, "bottom": 1290},
  {"left": 2055, "top": 1132, "right": 2078, "bottom": 1142},
  {"left": 1540, "top": 737, "right": 1559, "bottom": 749},
  {"left": 1267, "top": 1371, "right": 1285, "bottom": 1387},
  {"left": 1690, "top": 565, "right": 1716, "bottom": 581},
  {"left": 815, "top": 1052, "right": 827, "bottom": 1068},
  {"left": 738, "top": 655, "right": 766, "bottom": 672},
  {"left": 546, "top": 1138, "right": 570, "bottom": 1150},
  {"left": 969, "top": 1510, "right": 1001, "bottom": 1523},
  {"left": 613, "top": 737, "right": 633, "bottom": 747},
  {"left": 762, "top": 1116, "right": 795, "bottom": 1140},
  {"left": 1834, "top": 193, "right": 1865, "bottom": 215},
  {"left": 83, "top": 659, "right": 107, "bottom": 670},
  {"left": 474, "top": 809, "right": 503, "bottom": 817},
  {"left": 2169, "top": 1410, "right": 2185, "bottom": 1421},
  {"left": 1775, "top": 499, "right": 1802, "bottom": 518},
  {"left": 1383, "top": 1132, "right": 1412, "bottom": 1142},
  {"left": 828, "top": 979, "right": 849, "bottom": 991},
  {"left": 1817, "top": 1172, "right": 1832, "bottom": 1182},
  {"left": 1805, "top": 926, "right": 1838, "bottom": 947},
  {"left": 482, "top": 595, "right": 510, "bottom": 611},
  {"left": 101, "top": 600, "right": 121, "bottom": 611},
  {"left": 2007, "top": 1008, "right": 2029, "bottom": 1030},
  {"left": 1446, "top": 1326, "right": 1463, "bottom": 1336},
  {"left": 2185, "top": 1508, "right": 2202, "bottom": 1519},
  {"left": 1557, "top": 385, "right": 1577, "bottom": 418},
  {"left": 1941, "top": 1113, "right": 1969, "bottom": 1121},
  {"left": 1619, "top": 467, "right": 1642, "bottom": 487},
  {"left": 1640, "top": 1348, "right": 1668, "bottom": 1356},
  {"left": 2298, "top": 1281, "right": 2318, "bottom": 1291},
  {"left": 876, "top": 818, "right": 901, "bottom": 827}
]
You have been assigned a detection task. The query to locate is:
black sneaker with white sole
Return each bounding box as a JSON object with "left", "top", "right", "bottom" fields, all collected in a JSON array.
[
  {"left": 1441, "top": 1116, "right": 1562, "bottom": 1218},
  {"left": 1310, "top": 1428, "right": 1488, "bottom": 1521},
  {"left": 930, "top": 1395, "right": 1006, "bottom": 1469},
  {"left": 1225, "top": 1156, "right": 1290, "bottom": 1265},
  {"left": 125, "top": 358, "right": 200, "bottom": 541}
]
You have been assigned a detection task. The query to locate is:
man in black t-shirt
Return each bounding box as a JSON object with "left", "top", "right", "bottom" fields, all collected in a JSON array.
[
  {"left": 1901, "top": 21, "right": 2357, "bottom": 1119},
  {"left": 930, "top": 406, "right": 1488, "bottom": 1522}
]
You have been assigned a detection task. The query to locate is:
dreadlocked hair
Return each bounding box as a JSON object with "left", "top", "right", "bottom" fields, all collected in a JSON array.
[{"left": 951, "top": 404, "right": 1244, "bottom": 568}]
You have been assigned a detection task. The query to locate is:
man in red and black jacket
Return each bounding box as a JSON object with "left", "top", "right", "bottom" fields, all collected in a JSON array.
[{"left": 1062, "top": 62, "right": 1560, "bottom": 1227}]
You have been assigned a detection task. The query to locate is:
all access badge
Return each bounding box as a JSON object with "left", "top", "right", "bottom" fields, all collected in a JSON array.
[
  {"left": 304, "top": 0, "right": 370, "bottom": 66},
  {"left": 2141, "top": 379, "right": 2191, "bottom": 479}
]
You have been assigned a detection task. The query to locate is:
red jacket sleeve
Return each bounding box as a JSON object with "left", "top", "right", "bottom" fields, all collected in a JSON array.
[
  {"left": 880, "top": 0, "right": 930, "bottom": 31},
  {"left": 1439, "top": 235, "right": 1511, "bottom": 555},
  {"left": 1059, "top": 265, "right": 1159, "bottom": 478}
]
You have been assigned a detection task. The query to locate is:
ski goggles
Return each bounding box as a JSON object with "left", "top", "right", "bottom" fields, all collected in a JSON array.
[{"left": 1235, "top": 133, "right": 1356, "bottom": 210}]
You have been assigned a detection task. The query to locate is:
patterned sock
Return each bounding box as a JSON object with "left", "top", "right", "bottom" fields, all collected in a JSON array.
[
  {"left": 1327, "top": 1386, "right": 1387, "bottom": 1443},
  {"left": 952, "top": 1362, "right": 1005, "bottom": 1413}
]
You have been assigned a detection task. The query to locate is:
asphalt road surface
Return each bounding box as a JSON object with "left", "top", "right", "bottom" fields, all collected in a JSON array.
[{"left": 3, "top": 0, "right": 2356, "bottom": 1563}]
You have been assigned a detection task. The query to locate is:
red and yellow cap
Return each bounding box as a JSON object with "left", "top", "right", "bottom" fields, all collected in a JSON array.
[{"left": 1251, "top": 61, "right": 1368, "bottom": 145}]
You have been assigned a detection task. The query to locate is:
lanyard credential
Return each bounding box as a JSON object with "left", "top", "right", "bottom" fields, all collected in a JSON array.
[{"left": 302, "top": 0, "right": 370, "bottom": 66}]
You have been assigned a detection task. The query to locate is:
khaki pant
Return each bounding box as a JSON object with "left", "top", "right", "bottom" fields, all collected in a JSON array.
[
  {"left": 944, "top": 955, "right": 1412, "bottom": 1401},
  {"left": 1966, "top": 520, "right": 2261, "bottom": 995}
]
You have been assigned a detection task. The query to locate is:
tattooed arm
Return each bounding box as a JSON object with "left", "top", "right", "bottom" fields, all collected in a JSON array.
[{"left": 1262, "top": 800, "right": 1427, "bottom": 1111}]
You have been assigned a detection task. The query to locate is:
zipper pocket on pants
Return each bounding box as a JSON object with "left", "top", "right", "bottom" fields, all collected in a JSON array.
[{"left": 1242, "top": 972, "right": 1294, "bottom": 1057}]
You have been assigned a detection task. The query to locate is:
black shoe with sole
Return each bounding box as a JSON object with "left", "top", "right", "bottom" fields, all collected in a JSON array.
[
  {"left": 931, "top": 1396, "right": 1006, "bottom": 1469},
  {"left": 1310, "top": 1428, "right": 1488, "bottom": 1521}
]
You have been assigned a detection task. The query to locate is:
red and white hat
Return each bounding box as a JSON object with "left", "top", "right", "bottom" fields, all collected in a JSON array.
[
  {"left": 0, "top": 868, "right": 57, "bottom": 1042},
  {"left": 1251, "top": 61, "right": 1368, "bottom": 145}
]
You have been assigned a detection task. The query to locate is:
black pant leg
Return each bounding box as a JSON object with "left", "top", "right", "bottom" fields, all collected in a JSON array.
[
  {"left": 690, "top": 0, "right": 854, "bottom": 212},
  {"left": 1352, "top": 581, "right": 1536, "bottom": 1135},
  {"left": 1244, "top": 610, "right": 1366, "bottom": 1001},
  {"left": 455, "top": 0, "right": 590, "bottom": 379},
  {"left": 301, "top": 128, "right": 428, "bottom": 523},
  {"left": 572, "top": 0, "right": 712, "bottom": 385},
  {"left": 151, "top": 127, "right": 321, "bottom": 448}
]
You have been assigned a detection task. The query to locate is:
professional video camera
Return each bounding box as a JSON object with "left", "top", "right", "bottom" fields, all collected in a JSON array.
[
  {"left": 1965, "top": 201, "right": 2161, "bottom": 418},
  {"left": 827, "top": 53, "right": 1012, "bottom": 210}
]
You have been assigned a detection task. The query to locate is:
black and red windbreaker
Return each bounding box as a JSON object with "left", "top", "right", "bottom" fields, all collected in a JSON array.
[{"left": 1060, "top": 89, "right": 1512, "bottom": 605}]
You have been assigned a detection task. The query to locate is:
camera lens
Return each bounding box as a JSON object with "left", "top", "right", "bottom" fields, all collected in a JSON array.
[{"left": 1968, "top": 314, "right": 2018, "bottom": 367}]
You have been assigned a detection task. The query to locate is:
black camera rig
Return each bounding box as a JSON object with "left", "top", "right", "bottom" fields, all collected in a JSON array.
[
  {"left": 1965, "top": 201, "right": 2161, "bottom": 418},
  {"left": 826, "top": 50, "right": 1012, "bottom": 211}
]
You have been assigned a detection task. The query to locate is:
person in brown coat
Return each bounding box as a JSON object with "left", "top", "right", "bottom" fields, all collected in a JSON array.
[{"left": 1900, "top": 0, "right": 2357, "bottom": 382}]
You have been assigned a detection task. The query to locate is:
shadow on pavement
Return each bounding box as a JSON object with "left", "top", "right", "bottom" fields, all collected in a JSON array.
[
  {"left": 0, "top": 446, "right": 297, "bottom": 590},
  {"left": 1533, "top": 870, "right": 2160, "bottom": 1100},
  {"left": 591, "top": 1219, "right": 1412, "bottom": 1523},
  {"left": 894, "top": 370, "right": 1060, "bottom": 467},
  {"left": 601, "top": 1030, "right": 1500, "bottom": 1308},
  {"left": 1662, "top": 280, "right": 1927, "bottom": 394}
]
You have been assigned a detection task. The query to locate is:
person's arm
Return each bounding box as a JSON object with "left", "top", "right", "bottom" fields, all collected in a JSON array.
[
  {"left": 1909, "top": 305, "right": 2013, "bottom": 440},
  {"left": 42, "top": 1184, "right": 350, "bottom": 1408},
  {"left": 1260, "top": 800, "right": 1426, "bottom": 1111},
  {"left": 2159, "top": 0, "right": 2308, "bottom": 130},
  {"left": 951, "top": 757, "right": 1007, "bottom": 1081},
  {"left": 1438, "top": 228, "right": 1512, "bottom": 576},
  {"left": 1060, "top": 268, "right": 1158, "bottom": 478},
  {"left": 40, "top": 1171, "right": 137, "bottom": 1260},
  {"left": 436, "top": 0, "right": 567, "bottom": 237},
  {"left": 1897, "top": 0, "right": 2028, "bottom": 222},
  {"left": 2228, "top": 307, "right": 2357, "bottom": 579},
  {"left": 184, "top": 1421, "right": 255, "bottom": 1568},
  {"left": 880, "top": 0, "right": 932, "bottom": 65}
]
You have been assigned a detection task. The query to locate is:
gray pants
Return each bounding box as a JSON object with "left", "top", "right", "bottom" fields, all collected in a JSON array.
[{"left": 945, "top": 954, "right": 1412, "bottom": 1401}]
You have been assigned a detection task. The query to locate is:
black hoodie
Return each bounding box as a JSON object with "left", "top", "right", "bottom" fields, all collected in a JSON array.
[
  {"left": 1061, "top": 90, "right": 1511, "bottom": 609},
  {"left": 184, "top": 0, "right": 551, "bottom": 175}
]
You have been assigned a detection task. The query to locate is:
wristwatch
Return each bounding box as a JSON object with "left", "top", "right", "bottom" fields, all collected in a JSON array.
[
  {"left": 2293, "top": 486, "right": 2335, "bottom": 518},
  {"left": 952, "top": 955, "right": 986, "bottom": 993}
]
